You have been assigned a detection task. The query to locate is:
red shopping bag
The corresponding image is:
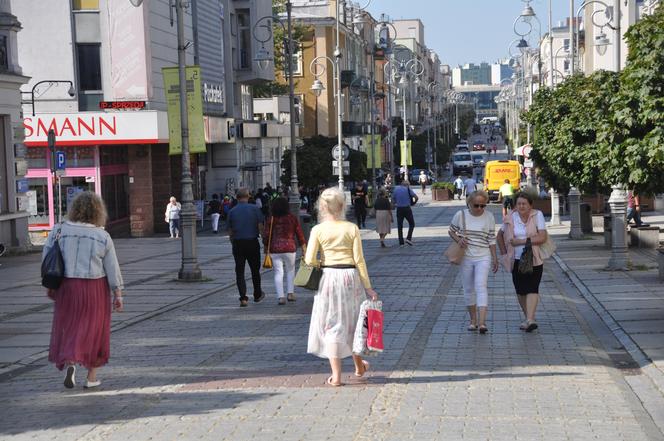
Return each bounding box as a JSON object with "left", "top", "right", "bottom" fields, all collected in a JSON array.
[{"left": 366, "top": 308, "right": 384, "bottom": 352}]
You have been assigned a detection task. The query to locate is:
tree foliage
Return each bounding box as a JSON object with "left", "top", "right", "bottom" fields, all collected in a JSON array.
[
  {"left": 281, "top": 136, "right": 367, "bottom": 188},
  {"left": 600, "top": 3, "right": 664, "bottom": 194}
]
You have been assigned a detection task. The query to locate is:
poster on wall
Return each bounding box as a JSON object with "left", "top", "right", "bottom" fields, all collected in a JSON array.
[
  {"left": 163, "top": 66, "right": 206, "bottom": 156},
  {"left": 26, "top": 190, "right": 38, "bottom": 216}
]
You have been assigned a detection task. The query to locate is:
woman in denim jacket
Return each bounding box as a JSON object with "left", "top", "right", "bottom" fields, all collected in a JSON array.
[{"left": 43, "top": 192, "right": 124, "bottom": 389}]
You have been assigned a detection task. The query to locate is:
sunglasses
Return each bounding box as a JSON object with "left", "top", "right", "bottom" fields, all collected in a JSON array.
[{"left": 473, "top": 204, "right": 487, "bottom": 208}]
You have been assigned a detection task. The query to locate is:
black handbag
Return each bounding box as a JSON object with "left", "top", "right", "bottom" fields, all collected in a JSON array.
[
  {"left": 518, "top": 238, "right": 534, "bottom": 274},
  {"left": 41, "top": 226, "right": 64, "bottom": 289}
]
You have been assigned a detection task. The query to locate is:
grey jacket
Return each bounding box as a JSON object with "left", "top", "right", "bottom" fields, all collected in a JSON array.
[{"left": 42, "top": 221, "right": 124, "bottom": 291}]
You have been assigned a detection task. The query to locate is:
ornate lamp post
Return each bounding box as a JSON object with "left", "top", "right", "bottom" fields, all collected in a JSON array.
[
  {"left": 252, "top": 1, "right": 300, "bottom": 217},
  {"left": 396, "top": 58, "right": 424, "bottom": 182}
]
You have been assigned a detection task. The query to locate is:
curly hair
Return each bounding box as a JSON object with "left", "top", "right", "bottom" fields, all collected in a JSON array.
[{"left": 67, "top": 191, "right": 108, "bottom": 227}]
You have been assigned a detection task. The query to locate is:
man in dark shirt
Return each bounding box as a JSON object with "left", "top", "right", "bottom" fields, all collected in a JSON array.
[
  {"left": 227, "top": 188, "right": 265, "bottom": 307},
  {"left": 352, "top": 182, "right": 368, "bottom": 228},
  {"left": 392, "top": 180, "right": 418, "bottom": 246},
  {"left": 207, "top": 194, "right": 222, "bottom": 234}
]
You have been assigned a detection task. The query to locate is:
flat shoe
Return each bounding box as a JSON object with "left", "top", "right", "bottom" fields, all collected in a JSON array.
[
  {"left": 287, "top": 293, "right": 296, "bottom": 302},
  {"left": 479, "top": 325, "right": 489, "bottom": 334},
  {"left": 326, "top": 376, "right": 342, "bottom": 387},
  {"left": 278, "top": 298, "right": 286, "bottom": 305},
  {"left": 519, "top": 321, "right": 527, "bottom": 330},
  {"left": 525, "top": 321, "right": 538, "bottom": 332},
  {"left": 467, "top": 324, "right": 478, "bottom": 332},
  {"left": 64, "top": 365, "right": 76, "bottom": 389},
  {"left": 355, "top": 360, "right": 370, "bottom": 377},
  {"left": 84, "top": 380, "right": 101, "bottom": 389}
]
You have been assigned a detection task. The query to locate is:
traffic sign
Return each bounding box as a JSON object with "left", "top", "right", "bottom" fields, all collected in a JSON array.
[
  {"left": 524, "top": 159, "right": 534, "bottom": 168},
  {"left": 332, "top": 143, "right": 350, "bottom": 161},
  {"left": 332, "top": 160, "right": 350, "bottom": 176},
  {"left": 55, "top": 151, "right": 66, "bottom": 170}
]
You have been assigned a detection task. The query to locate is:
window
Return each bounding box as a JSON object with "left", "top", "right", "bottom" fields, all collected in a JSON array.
[
  {"left": 0, "top": 119, "right": 7, "bottom": 212},
  {"left": 27, "top": 178, "right": 50, "bottom": 226},
  {"left": 0, "top": 35, "right": 8, "bottom": 73},
  {"left": 284, "top": 44, "right": 303, "bottom": 77},
  {"left": 77, "top": 43, "right": 102, "bottom": 110},
  {"left": 563, "top": 38, "right": 570, "bottom": 51},
  {"left": 72, "top": 0, "right": 99, "bottom": 10},
  {"left": 237, "top": 10, "right": 251, "bottom": 69},
  {"left": 27, "top": 147, "right": 47, "bottom": 168},
  {"left": 100, "top": 146, "right": 128, "bottom": 166}
]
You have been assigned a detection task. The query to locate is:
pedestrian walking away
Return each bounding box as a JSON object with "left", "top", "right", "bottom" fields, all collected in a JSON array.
[
  {"left": 43, "top": 191, "right": 124, "bottom": 390},
  {"left": 497, "top": 192, "right": 548, "bottom": 332},
  {"left": 626, "top": 190, "right": 648, "bottom": 227},
  {"left": 374, "top": 188, "right": 393, "bottom": 248},
  {"left": 207, "top": 194, "right": 222, "bottom": 234},
  {"left": 449, "top": 191, "right": 498, "bottom": 334},
  {"left": 463, "top": 175, "right": 476, "bottom": 198},
  {"left": 453, "top": 175, "right": 464, "bottom": 200},
  {"left": 498, "top": 179, "right": 515, "bottom": 218},
  {"left": 227, "top": 187, "right": 266, "bottom": 307},
  {"left": 392, "top": 180, "right": 418, "bottom": 246},
  {"left": 164, "top": 196, "right": 181, "bottom": 238},
  {"left": 263, "top": 197, "right": 306, "bottom": 305},
  {"left": 418, "top": 170, "right": 428, "bottom": 194},
  {"left": 351, "top": 182, "right": 368, "bottom": 229},
  {"left": 304, "top": 187, "right": 379, "bottom": 386}
]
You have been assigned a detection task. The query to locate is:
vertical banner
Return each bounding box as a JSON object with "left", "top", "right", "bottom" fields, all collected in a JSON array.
[
  {"left": 365, "top": 135, "right": 383, "bottom": 168},
  {"left": 400, "top": 140, "right": 412, "bottom": 166},
  {"left": 163, "top": 66, "right": 206, "bottom": 155}
]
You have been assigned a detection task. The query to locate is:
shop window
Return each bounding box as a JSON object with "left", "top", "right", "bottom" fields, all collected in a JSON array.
[
  {"left": 102, "top": 174, "right": 129, "bottom": 222},
  {"left": 64, "top": 146, "right": 95, "bottom": 167},
  {"left": 27, "top": 178, "right": 50, "bottom": 226},
  {"left": 53, "top": 177, "right": 95, "bottom": 221},
  {"left": 27, "top": 147, "right": 47, "bottom": 168},
  {"left": 100, "top": 146, "right": 128, "bottom": 166},
  {"left": 73, "top": 0, "right": 99, "bottom": 10},
  {"left": 77, "top": 43, "right": 102, "bottom": 110}
]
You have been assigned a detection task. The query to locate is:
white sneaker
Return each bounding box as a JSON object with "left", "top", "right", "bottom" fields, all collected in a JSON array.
[
  {"left": 84, "top": 379, "right": 101, "bottom": 389},
  {"left": 64, "top": 365, "right": 76, "bottom": 389}
]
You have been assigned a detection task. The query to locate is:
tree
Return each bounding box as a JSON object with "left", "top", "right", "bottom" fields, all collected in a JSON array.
[
  {"left": 281, "top": 136, "right": 367, "bottom": 188},
  {"left": 523, "top": 71, "right": 619, "bottom": 194},
  {"left": 600, "top": 3, "right": 664, "bottom": 195}
]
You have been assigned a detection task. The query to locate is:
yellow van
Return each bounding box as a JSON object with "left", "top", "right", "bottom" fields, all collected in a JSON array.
[{"left": 484, "top": 160, "right": 521, "bottom": 201}]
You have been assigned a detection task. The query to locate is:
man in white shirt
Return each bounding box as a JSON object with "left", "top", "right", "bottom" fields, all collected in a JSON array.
[{"left": 453, "top": 176, "right": 464, "bottom": 200}]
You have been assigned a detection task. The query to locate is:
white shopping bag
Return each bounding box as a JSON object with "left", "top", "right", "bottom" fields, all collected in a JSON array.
[{"left": 352, "top": 300, "right": 383, "bottom": 356}]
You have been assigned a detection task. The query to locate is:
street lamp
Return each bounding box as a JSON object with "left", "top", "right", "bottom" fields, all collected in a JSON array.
[
  {"left": 252, "top": 2, "right": 301, "bottom": 217},
  {"left": 395, "top": 57, "right": 424, "bottom": 182},
  {"left": 129, "top": 0, "right": 201, "bottom": 279},
  {"left": 28, "top": 80, "right": 76, "bottom": 116}
]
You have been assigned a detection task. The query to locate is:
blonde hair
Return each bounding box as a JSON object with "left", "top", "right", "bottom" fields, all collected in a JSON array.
[
  {"left": 67, "top": 191, "right": 108, "bottom": 227},
  {"left": 317, "top": 187, "right": 346, "bottom": 221},
  {"left": 466, "top": 190, "right": 489, "bottom": 207}
]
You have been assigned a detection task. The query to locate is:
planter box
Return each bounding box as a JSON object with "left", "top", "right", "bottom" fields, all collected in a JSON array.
[
  {"left": 532, "top": 197, "right": 552, "bottom": 216},
  {"left": 432, "top": 188, "right": 452, "bottom": 201}
]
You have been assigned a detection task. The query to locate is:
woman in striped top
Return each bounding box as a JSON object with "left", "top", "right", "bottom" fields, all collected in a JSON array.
[{"left": 449, "top": 190, "right": 499, "bottom": 334}]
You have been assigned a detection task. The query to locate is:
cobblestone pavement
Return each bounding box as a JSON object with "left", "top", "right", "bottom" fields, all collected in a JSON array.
[{"left": 2, "top": 194, "right": 664, "bottom": 440}]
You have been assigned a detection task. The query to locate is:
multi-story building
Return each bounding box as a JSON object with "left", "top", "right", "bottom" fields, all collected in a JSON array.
[
  {"left": 0, "top": 0, "right": 29, "bottom": 251},
  {"left": 14, "top": 0, "right": 273, "bottom": 238},
  {"left": 452, "top": 62, "right": 492, "bottom": 86}
]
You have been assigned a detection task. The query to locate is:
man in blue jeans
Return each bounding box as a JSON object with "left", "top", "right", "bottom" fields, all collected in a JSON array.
[
  {"left": 392, "top": 180, "right": 418, "bottom": 246},
  {"left": 227, "top": 187, "right": 266, "bottom": 307}
]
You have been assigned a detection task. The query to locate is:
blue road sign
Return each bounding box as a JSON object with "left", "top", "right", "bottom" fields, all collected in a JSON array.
[{"left": 56, "top": 151, "right": 66, "bottom": 170}]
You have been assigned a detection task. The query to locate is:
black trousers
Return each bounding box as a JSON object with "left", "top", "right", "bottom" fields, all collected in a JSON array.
[
  {"left": 396, "top": 206, "right": 415, "bottom": 244},
  {"left": 232, "top": 238, "right": 262, "bottom": 301},
  {"left": 355, "top": 204, "right": 367, "bottom": 228}
]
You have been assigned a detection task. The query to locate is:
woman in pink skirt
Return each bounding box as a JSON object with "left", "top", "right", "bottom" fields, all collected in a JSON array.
[{"left": 43, "top": 192, "right": 124, "bottom": 389}]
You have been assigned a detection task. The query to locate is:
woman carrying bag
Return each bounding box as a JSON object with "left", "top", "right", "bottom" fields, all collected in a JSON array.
[
  {"left": 449, "top": 190, "right": 498, "bottom": 334},
  {"left": 304, "top": 187, "right": 378, "bottom": 386},
  {"left": 497, "top": 192, "right": 548, "bottom": 332},
  {"left": 262, "top": 197, "right": 306, "bottom": 305}
]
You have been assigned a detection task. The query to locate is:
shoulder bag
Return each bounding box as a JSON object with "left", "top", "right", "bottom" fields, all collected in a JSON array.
[
  {"left": 518, "top": 238, "right": 534, "bottom": 274},
  {"left": 262, "top": 217, "right": 273, "bottom": 269},
  {"left": 538, "top": 233, "right": 557, "bottom": 260},
  {"left": 444, "top": 210, "right": 466, "bottom": 265},
  {"left": 294, "top": 257, "right": 322, "bottom": 290},
  {"left": 41, "top": 226, "right": 65, "bottom": 289}
]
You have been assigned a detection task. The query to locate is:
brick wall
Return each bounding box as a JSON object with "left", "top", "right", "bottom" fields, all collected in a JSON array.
[
  {"left": 128, "top": 145, "right": 154, "bottom": 237},
  {"left": 152, "top": 144, "right": 173, "bottom": 234}
]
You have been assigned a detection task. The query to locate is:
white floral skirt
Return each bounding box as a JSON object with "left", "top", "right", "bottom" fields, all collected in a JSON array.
[{"left": 307, "top": 268, "right": 365, "bottom": 359}]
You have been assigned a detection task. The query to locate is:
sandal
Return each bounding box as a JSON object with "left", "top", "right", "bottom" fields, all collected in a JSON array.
[
  {"left": 467, "top": 324, "right": 478, "bottom": 332},
  {"left": 354, "top": 360, "right": 370, "bottom": 377},
  {"left": 479, "top": 325, "right": 489, "bottom": 334},
  {"left": 525, "top": 320, "right": 538, "bottom": 332},
  {"left": 519, "top": 321, "right": 527, "bottom": 331},
  {"left": 326, "top": 376, "right": 342, "bottom": 387}
]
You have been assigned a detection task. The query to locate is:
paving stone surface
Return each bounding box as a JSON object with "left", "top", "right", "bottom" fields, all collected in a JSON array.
[{"left": 1, "top": 191, "right": 664, "bottom": 440}]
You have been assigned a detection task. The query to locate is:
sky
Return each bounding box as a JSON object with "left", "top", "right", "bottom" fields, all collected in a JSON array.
[{"left": 367, "top": 0, "right": 574, "bottom": 67}]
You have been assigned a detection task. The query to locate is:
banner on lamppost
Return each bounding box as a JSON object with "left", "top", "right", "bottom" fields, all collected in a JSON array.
[
  {"left": 400, "top": 140, "right": 412, "bottom": 166},
  {"left": 163, "top": 66, "right": 206, "bottom": 155},
  {"left": 365, "top": 134, "right": 382, "bottom": 168}
]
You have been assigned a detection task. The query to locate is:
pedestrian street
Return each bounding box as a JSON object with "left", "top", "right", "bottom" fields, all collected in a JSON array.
[{"left": 2, "top": 194, "right": 663, "bottom": 441}]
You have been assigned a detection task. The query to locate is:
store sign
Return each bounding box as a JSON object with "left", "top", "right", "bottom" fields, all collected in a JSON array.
[
  {"left": 23, "top": 112, "right": 169, "bottom": 146},
  {"left": 99, "top": 101, "right": 146, "bottom": 110}
]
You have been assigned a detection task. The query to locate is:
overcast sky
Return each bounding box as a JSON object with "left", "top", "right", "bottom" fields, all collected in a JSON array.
[{"left": 367, "top": 0, "right": 575, "bottom": 66}]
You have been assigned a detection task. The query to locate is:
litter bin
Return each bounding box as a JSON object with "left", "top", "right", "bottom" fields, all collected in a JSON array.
[
  {"left": 580, "top": 202, "right": 593, "bottom": 233},
  {"left": 300, "top": 213, "right": 312, "bottom": 242}
]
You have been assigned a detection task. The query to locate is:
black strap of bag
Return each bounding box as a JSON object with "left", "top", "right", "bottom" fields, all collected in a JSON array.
[{"left": 41, "top": 226, "right": 65, "bottom": 289}]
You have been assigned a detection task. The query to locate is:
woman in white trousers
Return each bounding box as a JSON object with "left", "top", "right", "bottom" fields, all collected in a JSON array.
[{"left": 449, "top": 191, "right": 499, "bottom": 334}]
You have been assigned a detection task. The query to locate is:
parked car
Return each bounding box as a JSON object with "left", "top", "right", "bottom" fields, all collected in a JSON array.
[{"left": 452, "top": 153, "right": 473, "bottom": 176}]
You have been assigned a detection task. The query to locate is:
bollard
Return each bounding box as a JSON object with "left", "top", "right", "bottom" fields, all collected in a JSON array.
[
  {"left": 607, "top": 185, "right": 631, "bottom": 270},
  {"left": 568, "top": 187, "right": 584, "bottom": 239}
]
